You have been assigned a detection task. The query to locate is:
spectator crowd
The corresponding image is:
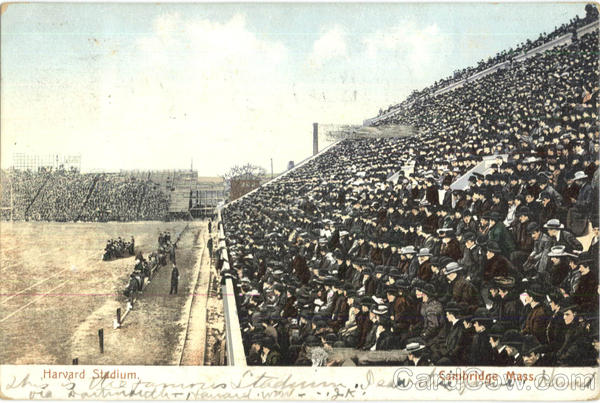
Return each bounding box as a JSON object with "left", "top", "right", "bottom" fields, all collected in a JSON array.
[
  {"left": 220, "top": 24, "right": 599, "bottom": 366},
  {"left": 1, "top": 169, "right": 169, "bottom": 222}
]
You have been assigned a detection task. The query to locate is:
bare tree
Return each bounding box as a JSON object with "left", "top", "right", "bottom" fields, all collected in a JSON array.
[{"left": 222, "top": 163, "right": 266, "bottom": 188}]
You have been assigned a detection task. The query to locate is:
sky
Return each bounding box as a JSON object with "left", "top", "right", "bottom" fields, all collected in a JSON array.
[{"left": 0, "top": 2, "right": 585, "bottom": 175}]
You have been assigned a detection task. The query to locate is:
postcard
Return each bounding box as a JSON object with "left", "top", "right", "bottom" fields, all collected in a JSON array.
[{"left": 1, "top": 1, "right": 599, "bottom": 400}]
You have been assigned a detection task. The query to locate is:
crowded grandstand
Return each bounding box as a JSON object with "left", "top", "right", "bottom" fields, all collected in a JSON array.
[
  {"left": 0, "top": 169, "right": 171, "bottom": 221},
  {"left": 219, "top": 10, "right": 599, "bottom": 366}
]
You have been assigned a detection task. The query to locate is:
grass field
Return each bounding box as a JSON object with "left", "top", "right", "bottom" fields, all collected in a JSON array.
[{"left": 0, "top": 220, "right": 205, "bottom": 365}]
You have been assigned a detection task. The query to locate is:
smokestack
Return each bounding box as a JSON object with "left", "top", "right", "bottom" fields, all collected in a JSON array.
[{"left": 313, "top": 123, "right": 318, "bottom": 155}]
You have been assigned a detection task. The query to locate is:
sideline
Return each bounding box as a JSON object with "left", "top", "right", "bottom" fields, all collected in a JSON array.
[{"left": 170, "top": 221, "right": 207, "bottom": 365}]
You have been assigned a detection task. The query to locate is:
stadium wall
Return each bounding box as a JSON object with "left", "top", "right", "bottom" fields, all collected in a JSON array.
[{"left": 217, "top": 208, "right": 247, "bottom": 366}]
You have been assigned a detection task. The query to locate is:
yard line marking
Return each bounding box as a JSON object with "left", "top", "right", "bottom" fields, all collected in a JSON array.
[
  {"left": 1, "top": 267, "right": 69, "bottom": 304},
  {"left": 0, "top": 281, "right": 68, "bottom": 323}
]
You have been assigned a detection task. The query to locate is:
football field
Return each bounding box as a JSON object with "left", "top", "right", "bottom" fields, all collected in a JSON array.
[{"left": 0, "top": 220, "right": 204, "bottom": 365}]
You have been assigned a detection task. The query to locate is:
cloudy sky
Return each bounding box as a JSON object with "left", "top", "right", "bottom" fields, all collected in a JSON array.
[{"left": 1, "top": 2, "right": 583, "bottom": 175}]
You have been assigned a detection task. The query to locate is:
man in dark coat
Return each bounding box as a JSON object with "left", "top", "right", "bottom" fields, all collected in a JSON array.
[
  {"left": 281, "top": 289, "right": 298, "bottom": 318},
  {"left": 487, "top": 211, "right": 516, "bottom": 259},
  {"left": 468, "top": 308, "right": 495, "bottom": 365},
  {"left": 388, "top": 281, "right": 418, "bottom": 340},
  {"left": 207, "top": 238, "right": 214, "bottom": 260},
  {"left": 356, "top": 297, "right": 374, "bottom": 349},
  {"left": 459, "top": 232, "right": 481, "bottom": 286},
  {"left": 510, "top": 207, "right": 534, "bottom": 266},
  {"left": 492, "top": 276, "right": 522, "bottom": 330},
  {"left": 438, "top": 228, "right": 462, "bottom": 261},
  {"left": 522, "top": 335, "right": 554, "bottom": 366},
  {"left": 545, "top": 292, "right": 566, "bottom": 355},
  {"left": 488, "top": 323, "right": 512, "bottom": 366},
  {"left": 169, "top": 244, "right": 178, "bottom": 265},
  {"left": 537, "top": 191, "right": 558, "bottom": 228},
  {"left": 329, "top": 288, "right": 350, "bottom": 331},
  {"left": 572, "top": 254, "right": 598, "bottom": 316},
  {"left": 441, "top": 178, "right": 453, "bottom": 209},
  {"left": 500, "top": 329, "right": 524, "bottom": 366},
  {"left": 404, "top": 246, "right": 420, "bottom": 280},
  {"left": 292, "top": 252, "right": 311, "bottom": 285},
  {"left": 436, "top": 302, "right": 470, "bottom": 365},
  {"left": 483, "top": 241, "right": 515, "bottom": 283},
  {"left": 556, "top": 300, "right": 588, "bottom": 366},
  {"left": 170, "top": 264, "right": 179, "bottom": 295},
  {"left": 260, "top": 337, "right": 282, "bottom": 365},
  {"left": 416, "top": 248, "right": 433, "bottom": 281},
  {"left": 521, "top": 283, "right": 550, "bottom": 345},
  {"left": 425, "top": 178, "right": 439, "bottom": 206},
  {"left": 415, "top": 283, "right": 444, "bottom": 342},
  {"left": 445, "top": 262, "right": 480, "bottom": 313},
  {"left": 457, "top": 210, "right": 478, "bottom": 237},
  {"left": 523, "top": 222, "right": 552, "bottom": 274}
]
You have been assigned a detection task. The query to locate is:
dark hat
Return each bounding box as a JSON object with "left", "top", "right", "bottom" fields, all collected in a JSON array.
[
  {"left": 500, "top": 329, "right": 523, "bottom": 347},
  {"left": 559, "top": 297, "right": 579, "bottom": 313},
  {"left": 476, "top": 235, "right": 489, "bottom": 246},
  {"left": 444, "top": 301, "right": 464, "bottom": 315},
  {"left": 492, "top": 276, "right": 516, "bottom": 290},
  {"left": 489, "top": 322, "right": 507, "bottom": 338},
  {"left": 521, "top": 334, "right": 544, "bottom": 356},
  {"left": 360, "top": 296, "right": 373, "bottom": 306},
  {"left": 388, "top": 269, "right": 404, "bottom": 279},
  {"left": 489, "top": 211, "right": 502, "bottom": 221},
  {"left": 487, "top": 241, "right": 502, "bottom": 253},
  {"left": 395, "top": 278, "right": 411, "bottom": 289},
  {"left": 374, "top": 265, "right": 386, "bottom": 274},
  {"left": 415, "top": 282, "right": 436, "bottom": 297},
  {"left": 577, "top": 252, "right": 594, "bottom": 266},
  {"left": 546, "top": 290, "right": 564, "bottom": 305},
  {"left": 462, "top": 231, "right": 476, "bottom": 242},
  {"left": 523, "top": 282, "right": 546, "bottom": 299},
  {"left": 439, "top": 256, "right": 454, "bottom": 268},
  {"left": 516, "top": 207, "right": 531, "bottom": 217},
  {"left": 526, "top": 222, "right": 540, "bottom": 233},
  {"left": 260, "top": 336, "right": 276, "bottom": 349},
  {"left": 323, "top": 333, "right": 338, "bottom": 345},
  {"left": 323, "top": 277, "right": 337, "bottom": 286},
  {"left": 378, "top": 317, "right": 392, "bottom": 329},
  {"left": 304, "top": 335, "right": 323, "bottom": 347},
  {"left": 470, "top": 307, "right": 493, "bottom": 326},
  {"left": 299, "top": 309, "right": 313, "bottom": 320},
  {"left": 385, "top": 285, "right": 398, "bottom": 294}
]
